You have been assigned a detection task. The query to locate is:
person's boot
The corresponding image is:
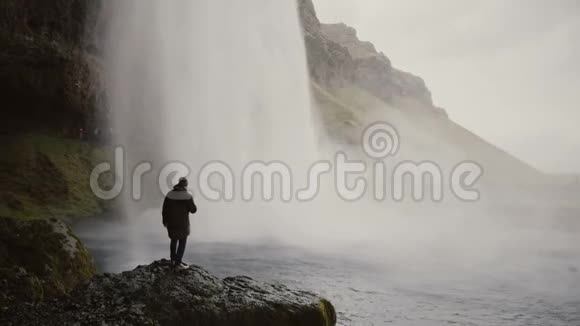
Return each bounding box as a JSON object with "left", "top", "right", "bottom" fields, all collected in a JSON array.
[{"left": 176, "top": 261, "right": 189, "bottom": 269}]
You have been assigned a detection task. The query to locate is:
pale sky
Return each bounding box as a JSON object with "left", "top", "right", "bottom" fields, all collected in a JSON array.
[{"left": 314, "top": 0, "right": 580, "bottom": 174}]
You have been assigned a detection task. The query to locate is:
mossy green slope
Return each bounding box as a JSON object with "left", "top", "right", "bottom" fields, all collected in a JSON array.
[{"left": 0, "top": 133, "right": 112, "bottom": 220}]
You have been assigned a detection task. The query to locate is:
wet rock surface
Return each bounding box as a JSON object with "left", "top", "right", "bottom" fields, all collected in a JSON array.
[
  {"left": 0, "top": 217, "right": 96, "bottom": 308},
  {"left": 2, "top": 260, "right": 336, "bottom": 326}
]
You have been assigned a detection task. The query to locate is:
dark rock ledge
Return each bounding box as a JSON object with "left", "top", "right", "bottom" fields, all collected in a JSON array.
[{"left": 2, "top": 259, "right": 337, "bottom": 326}]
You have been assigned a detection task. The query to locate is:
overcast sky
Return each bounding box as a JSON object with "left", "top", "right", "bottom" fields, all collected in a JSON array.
[{"left": 314, "top": 0, "right": 580, "bottom": 174}]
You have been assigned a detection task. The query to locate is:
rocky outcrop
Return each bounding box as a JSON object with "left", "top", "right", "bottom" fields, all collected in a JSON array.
[
  {"left": 298, "top": 0, "right": 445, "bottom": 115},
  {"left": 320, "top": 23, "right": 433, "bottom": 106},
  {"left": 0, "top": 217, "right": 96, "bottom": 308},
  {"left": 297, "top": 0, "right": 353, "bottom": 89},
  {"left": 0, "top": 0, "right": 103, "bottom": 133},
  {"left": 0, "top": 0, "right": 444, "bottom": 133},
  {"left": 2, "top": 260, "right": 337, "bottom": 326},
  {"left": 298, "top": 0, "right": 354, "bottom": 88}
]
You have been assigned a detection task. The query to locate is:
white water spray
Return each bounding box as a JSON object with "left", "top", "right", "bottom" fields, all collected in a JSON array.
[
  {"left": 93, "top": 0, "right": 580, "bottom": 286},
  {"left": 103, "top": 0, "right": 324, "bottom": 254}
]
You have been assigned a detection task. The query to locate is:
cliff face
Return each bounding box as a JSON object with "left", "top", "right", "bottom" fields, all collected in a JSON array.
[
  {"left": 298, "top": 0, "right": 354, "bottom": 89},
  {"left": 298, "top": 0, "right": 443, "bottom": 115},
  {"left": 298, "top": 0, "right": 544, "bottom": 184},
  {"left": 0, "top": 0, "right": 103, "bottom": 133},
  {"left": 1, "top": 0, "right": 441, "bottom": 133},
  {"left": 0, "top": 0, "right": 544, "bottom": 185}
]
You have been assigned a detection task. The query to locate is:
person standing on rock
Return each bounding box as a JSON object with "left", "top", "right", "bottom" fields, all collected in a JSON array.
[{"left": 162, "top": 177, "right": 197, "bottom": 268}]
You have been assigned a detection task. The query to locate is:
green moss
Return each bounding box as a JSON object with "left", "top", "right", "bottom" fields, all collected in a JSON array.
[
  {"left": 0, "top": 133, "right": 113, "bottom": 220},
  {"left": 311, "top": 82, "right": 362, "bottom": 144},
  {"left": 0, "top": 267, "right": 44, "bottom": 308},
  {"left": 318, "top": 299, "right": 336, "bottom": 326},
  {"left": 0, "top": 217, "right": 96, "bottom": 306}
]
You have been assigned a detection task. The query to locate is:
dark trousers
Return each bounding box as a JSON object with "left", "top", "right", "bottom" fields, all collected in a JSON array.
[{"left": 170, "top": 237, "right": 187, "bottom": 263}]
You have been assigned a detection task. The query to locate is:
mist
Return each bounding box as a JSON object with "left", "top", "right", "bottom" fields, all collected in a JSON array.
[
  {"left": 78, "top": 1, "right": 580, "bottom": 324},
  {"left": 2, "top": 0, "right": 578, "bottom": 324},
  {"left": 89, "top": 0, "right": 580, "bottom": 269},
  {"left": 314, "top": 0, "right": 580, "bottom": 174}
]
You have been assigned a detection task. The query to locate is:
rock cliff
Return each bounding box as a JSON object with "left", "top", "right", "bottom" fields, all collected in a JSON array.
[
  {"left": 298, "top": 0, "right": 444, "bottom": 115},
  {"left": 0, "top": 0, "right": 547, "bottom": 192},
  {"left": 0, "top": 0, "right": 103, "bottom": 133},
  {"left": 0, "top": 0, "right": 453, "bottom": 136},
  {"left": 297, "top": 0, "right": 544, "bottom": 183}
]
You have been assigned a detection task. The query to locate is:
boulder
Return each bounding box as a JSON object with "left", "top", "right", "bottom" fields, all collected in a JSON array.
[
  {"left": 0, "top": 217, "right": 96, "bottom": 308},
  {"left": 2, "top": 259, "right": 337, "bottom": 326}
]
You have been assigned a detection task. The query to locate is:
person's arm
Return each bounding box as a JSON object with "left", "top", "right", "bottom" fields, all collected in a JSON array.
[
  {"left": 189, "top": 197, "right": 197, "bottom": 214},
  {"left": 162, "top": 197, "right": 169, "bottom": 226}
]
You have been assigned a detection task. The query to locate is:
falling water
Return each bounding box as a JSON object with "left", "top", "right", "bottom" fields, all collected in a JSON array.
[
  {"left": 102, "top": 0, "right": 323, "bottom": 257},
  {"left": 77, "top": 3, "right": 580, "bottom": 323}
]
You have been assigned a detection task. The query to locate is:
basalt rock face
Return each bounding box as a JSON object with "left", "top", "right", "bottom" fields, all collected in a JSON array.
[
  {"left": 298, "top": 0, "right": 445, "bottom": 115},
  {"left": 320, "top": 23, "right": 433, "bottom": 107},
  {"left": 0, "top": 0, "right": 104, "bottom": 133},
  {"left": 0, "top": 217, "right": 96, "bottom": 308},
  {"left": 1, "top": 0, "right": 443, "bottom": 133},
  {"left": 298, "top": 0, "right": 354, "bottom": 89},
  {"left": 2, "top": 260, "right": 337, "bottom": 326}
]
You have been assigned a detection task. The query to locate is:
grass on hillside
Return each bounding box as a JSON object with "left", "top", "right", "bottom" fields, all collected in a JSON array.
[
  {"left": 311, "top": 82, "right": 360, "bottom": 144},
  {"left": 0, "top": 133, "right": 112, "bottom": 220}
]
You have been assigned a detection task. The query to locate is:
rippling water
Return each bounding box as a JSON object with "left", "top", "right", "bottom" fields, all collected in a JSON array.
[{"left": 74, "top": 217, "right": 580, "bottom": 326}]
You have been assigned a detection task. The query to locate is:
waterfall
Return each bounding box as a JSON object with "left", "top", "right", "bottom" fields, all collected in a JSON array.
[{"left": 102, "top": 0, "right": 321, "bottom": 253}]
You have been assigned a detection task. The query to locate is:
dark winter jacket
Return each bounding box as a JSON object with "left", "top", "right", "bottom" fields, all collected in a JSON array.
[{"left": 162, "top": 186, "right": 197, "bottom": 240}]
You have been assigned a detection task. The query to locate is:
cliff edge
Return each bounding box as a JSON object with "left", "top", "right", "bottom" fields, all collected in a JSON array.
[{"left": 298, "top": 0, "right": 443, "bottom": 115}]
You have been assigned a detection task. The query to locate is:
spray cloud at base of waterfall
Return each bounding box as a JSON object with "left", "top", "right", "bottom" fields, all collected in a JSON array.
[
  {"left": 102, "top": 0, "right": 331, "bottom": 259},
  {"left": 98, "top": 0, "right": 579, "bottom": 273}
]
